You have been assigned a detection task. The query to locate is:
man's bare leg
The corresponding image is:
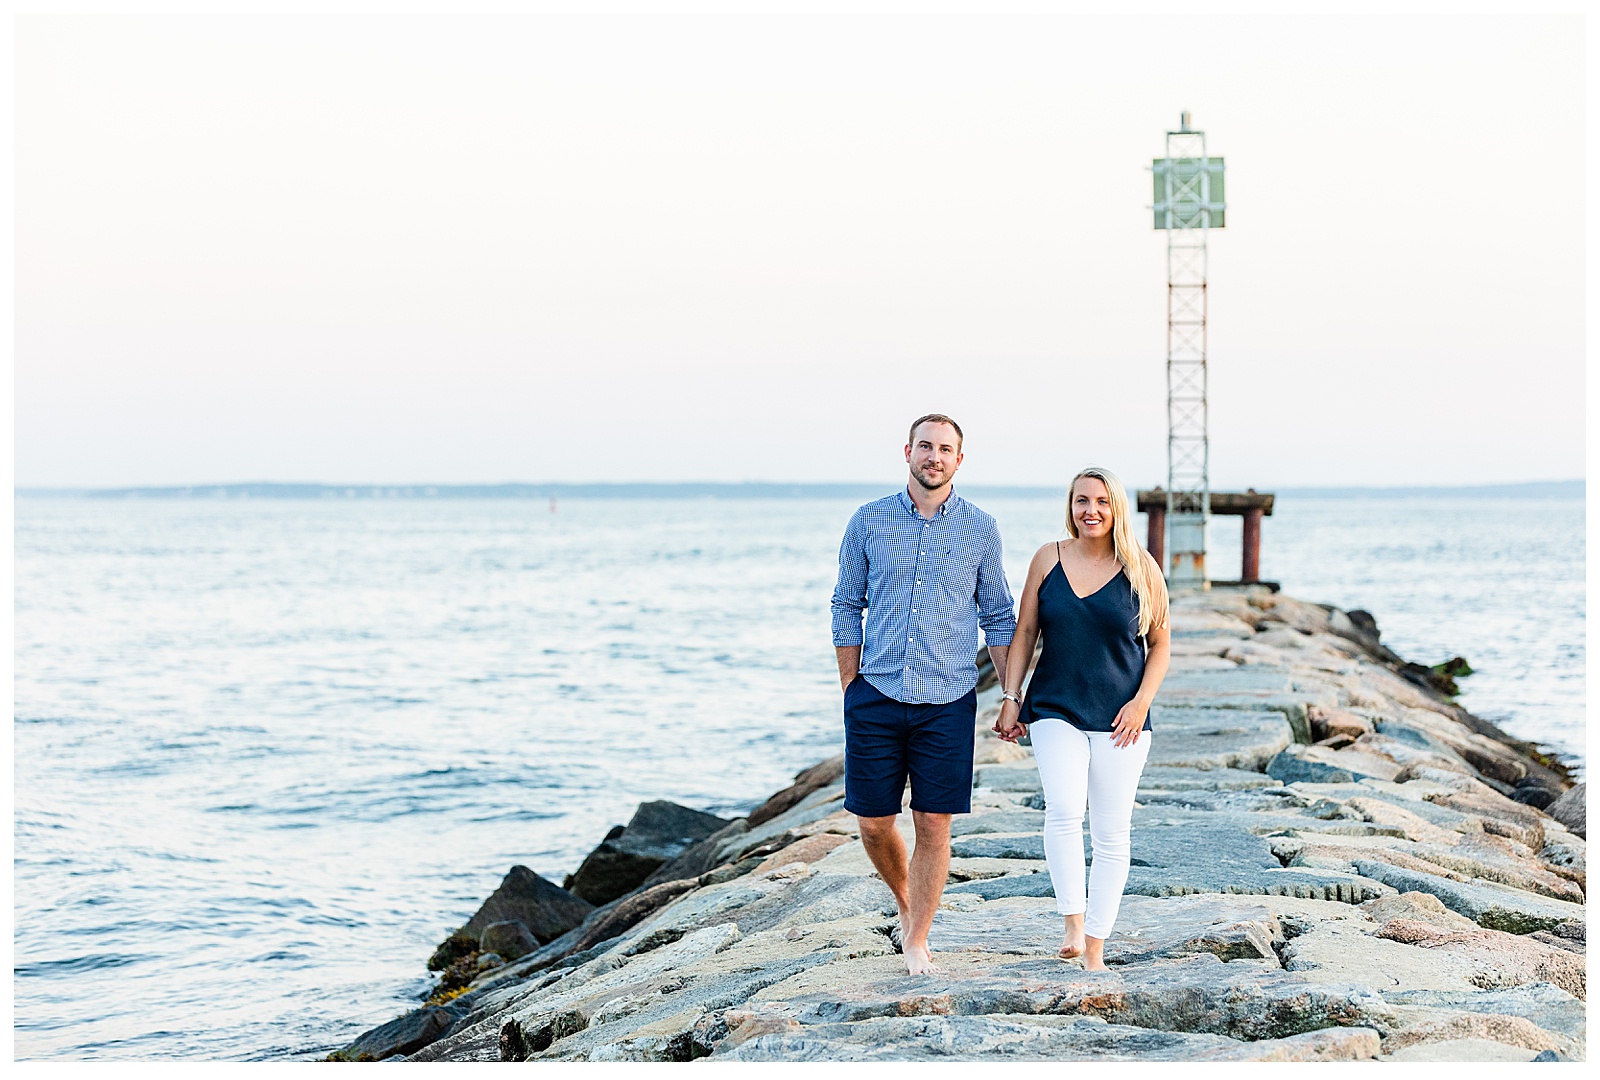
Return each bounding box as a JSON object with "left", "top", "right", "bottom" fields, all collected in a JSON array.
[
  {"left": 902, "top": 811, "right": 952, "bottom": 975},
  {"left": 1059, "top": 913, "right": 1085, "bottom": 960},
  {"left": 856, "top": 814, "right": 912, "bottom": 937},
  {"left": 858, "top": 812, "right": 951, "bottom": 975}
]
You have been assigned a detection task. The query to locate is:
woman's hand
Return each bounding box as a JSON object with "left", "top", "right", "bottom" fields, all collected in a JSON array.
[
  {"left": 1110, "top": 697, "right": 1150, "bottom": 748},
  {"left": 993, "top": 699, "right": 1025, "bottom": 743}
]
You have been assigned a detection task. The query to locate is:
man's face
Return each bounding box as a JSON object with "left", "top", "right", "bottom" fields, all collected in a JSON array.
[{"left": 904, "top": 422, "right": 964, "bottom": 492}]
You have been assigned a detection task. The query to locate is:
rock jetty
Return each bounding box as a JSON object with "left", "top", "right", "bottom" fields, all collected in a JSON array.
[{"left": 328, "top": 588, "right": 1585, "bottom": 1063}]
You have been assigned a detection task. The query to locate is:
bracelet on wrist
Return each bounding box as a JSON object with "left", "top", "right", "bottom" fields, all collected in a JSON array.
[{"left": 1001, "top": 690, "right": 1022, "bottom": 704}]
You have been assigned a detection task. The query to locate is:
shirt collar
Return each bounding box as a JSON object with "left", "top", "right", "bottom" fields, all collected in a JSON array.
[{"left": 898, "top": 486, "right": 961, "bottom": 519}]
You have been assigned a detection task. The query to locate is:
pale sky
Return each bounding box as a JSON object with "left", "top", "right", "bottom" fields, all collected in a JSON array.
[{"left": 14, "top": 14, "right": 1587, "bottom": 489}]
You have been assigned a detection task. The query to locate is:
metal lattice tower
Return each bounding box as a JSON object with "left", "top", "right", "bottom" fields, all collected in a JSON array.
[{"left": 1151, "top": 111, "right": 1224, "bottom": 587}]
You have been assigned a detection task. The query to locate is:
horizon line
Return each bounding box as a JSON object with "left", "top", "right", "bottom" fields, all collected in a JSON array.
[{"left": 14, "top": 478, "right": 1586, "bottom": 500}]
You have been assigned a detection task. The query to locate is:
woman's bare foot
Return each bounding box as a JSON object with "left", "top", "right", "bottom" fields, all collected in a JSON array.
[
  {"left": 1082, "top": 936, "right": 1108, "bottom": 971},
  {"left": 1058, "top": 914, "right": 1085, "bottom": 960}
]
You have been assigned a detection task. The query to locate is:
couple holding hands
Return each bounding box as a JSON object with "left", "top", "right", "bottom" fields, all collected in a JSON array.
[{"left": 830, "top": 413, "right": 1171, "bottom": 976}]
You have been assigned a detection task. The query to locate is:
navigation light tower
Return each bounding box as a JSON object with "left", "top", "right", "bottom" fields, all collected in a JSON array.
[{"left": 1151, "top": 111, "right": 1225, "bottom": 587}]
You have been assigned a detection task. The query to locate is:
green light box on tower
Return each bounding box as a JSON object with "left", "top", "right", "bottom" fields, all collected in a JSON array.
[{"left": 1152, "top": 157, "right": 1225, "bottom": 229}]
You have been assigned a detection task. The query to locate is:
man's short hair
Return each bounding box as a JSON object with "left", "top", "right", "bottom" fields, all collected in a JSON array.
[{"left": 908, "top": 413, "right": 963, "bottom": 450}]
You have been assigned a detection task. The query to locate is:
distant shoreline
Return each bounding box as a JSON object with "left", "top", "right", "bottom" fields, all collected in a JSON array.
[{"left": 13, "top": 479, "right": 1587, "bottom": 501}]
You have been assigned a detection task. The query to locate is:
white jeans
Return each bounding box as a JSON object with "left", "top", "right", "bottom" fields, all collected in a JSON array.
[{"left": 1029, "top": 718, "right": 1151, "bottom": 939}]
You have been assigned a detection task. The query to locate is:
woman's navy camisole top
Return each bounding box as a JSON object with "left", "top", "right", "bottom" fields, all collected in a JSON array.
[{"left": 1022, "top": 552, "right": 1150, "bottom": 733}]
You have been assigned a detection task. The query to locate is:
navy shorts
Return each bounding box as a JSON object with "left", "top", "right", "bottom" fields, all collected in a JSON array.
[{"left": 843, "top": 676, "right": 976, "bottom": 817}]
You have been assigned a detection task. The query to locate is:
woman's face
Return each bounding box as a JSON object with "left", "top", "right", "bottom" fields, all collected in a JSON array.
[{"left": 1071, "top": 477, "right": 1114, "bottom": 541}]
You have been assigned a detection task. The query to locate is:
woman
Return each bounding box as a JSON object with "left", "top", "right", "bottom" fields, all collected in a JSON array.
[{"left": 993, "top": 466, "right": 1171, "bottom": 970}]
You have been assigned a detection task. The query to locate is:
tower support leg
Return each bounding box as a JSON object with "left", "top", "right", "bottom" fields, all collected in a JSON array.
[{"left": 1241, "top": 507, "right": 1262, "bottom": 583}]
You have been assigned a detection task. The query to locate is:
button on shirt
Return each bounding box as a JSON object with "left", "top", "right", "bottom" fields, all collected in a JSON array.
[{"left": 831, "top": 488, "right": 1017, "bottom": 704}]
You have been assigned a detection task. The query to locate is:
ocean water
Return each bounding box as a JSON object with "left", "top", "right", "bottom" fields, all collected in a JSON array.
[{"left": 12, "top": 494, "right": 1584, "bottom": 1059}]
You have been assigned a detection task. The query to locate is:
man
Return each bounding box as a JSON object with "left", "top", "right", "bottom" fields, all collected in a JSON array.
[{"left": 831, "top": 413, "right": 1015, "bottom": 975}]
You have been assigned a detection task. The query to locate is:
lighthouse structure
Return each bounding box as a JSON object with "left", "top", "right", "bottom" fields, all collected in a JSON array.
[
  {"left": 1142, "top": 114, "right": 1277, "bottom": 592},
  {"left": 1151, "top": 111, "right": 1224, "bottom": 587}
]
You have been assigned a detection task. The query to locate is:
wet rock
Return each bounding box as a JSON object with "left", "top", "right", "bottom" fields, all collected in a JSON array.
[
  {"left": 340, "top": 1003, "right": 467, "bottom": 1061},
  {"left": 1544, "top": 783, "right": 1585, "bottom": 838},
  {"left": 480, "top": 920, "right": 538, "bottom": 962},
  {"left": 428, "top": 928, "right": 479, "bottom": 973},
  {"left": 568, "top": 801, "right": 732, "bottom": 906},
  {"left": 456, "top": 865, "right": 595, "bottom": 948}
]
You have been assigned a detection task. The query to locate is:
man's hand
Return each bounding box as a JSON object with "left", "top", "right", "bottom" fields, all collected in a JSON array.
[
  {"left": 1110, "top": 698, "right": 1149, "bottom": 748},
  {"left": 835, "top": 646, "right": 861, "bottom": 693},
  {"left": 993, "top": 700, "right": 1025, "bottom": 743}
]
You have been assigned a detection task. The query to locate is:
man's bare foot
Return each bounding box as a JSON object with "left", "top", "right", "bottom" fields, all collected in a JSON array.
[
  {"left": 889, "top": 902, "right": 911, "bottom": 952},
  {"left": 904, "top": 942, "right": 943, "bottom": 976},
  {"left": 1058, "top": 933, "right": 1084, "bottom": 960}
]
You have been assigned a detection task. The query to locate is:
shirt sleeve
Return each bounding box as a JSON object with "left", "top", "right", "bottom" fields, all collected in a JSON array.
[
  {"left": 830, "top": 510, "right": 869, "bottom": 647},
  {"left": 974, "top": 522, "right": 1017, "bottom": 647}
]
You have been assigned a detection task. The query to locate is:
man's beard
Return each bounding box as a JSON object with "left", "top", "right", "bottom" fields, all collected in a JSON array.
[{"left": 911, "top": 466, "right": 951, "bottom": 492}]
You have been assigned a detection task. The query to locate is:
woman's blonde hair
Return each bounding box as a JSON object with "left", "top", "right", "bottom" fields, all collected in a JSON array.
[{"left": 1064, "top": 466, "right": 1169, "bottom": 638}]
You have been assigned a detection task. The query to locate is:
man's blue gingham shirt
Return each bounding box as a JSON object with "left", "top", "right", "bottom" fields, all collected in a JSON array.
[{"left": 831, "top": 488, "right": 1017, "bottom": 705}]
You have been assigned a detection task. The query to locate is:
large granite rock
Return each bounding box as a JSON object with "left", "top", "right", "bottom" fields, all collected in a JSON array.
[
  {"left": 719, "top": 1014, "right": 1381, "bottom": 1061},
  {"left": 748, "top": 755, "right": 846, "bottom": 827},
  {"left": 1544, "top": 783, "right": 1585, "bottom": 838},
  {"left": 567, "top": 801, "right": 731, "bottom": 905},
  {"left": 1349, "top": 860, "right": 1586, "bottom": 934},
  {"left": 336, "top": 1003, "right": 468, "bottom": 1061},
  {"left": 1124, "top": 821, "right": 1390, "bottom": 903},
  {"left": 749, "top": 952, "right": 1391, "bottom": 1042},
  {"left": 1148, "top": 707, "right": 1295, "bottom": 772},
  {"left": 1137, "top": 766, "right": 1286, "bottom": 792},
  {"left": 479, "top": 920, "right": 539, "bottom": 962},
  {"left": 448, "top": 865, "right": 593, "bottom": 956},
  {"left": 1268, "top": 748, "right": 1354, "bottom": 785}
]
